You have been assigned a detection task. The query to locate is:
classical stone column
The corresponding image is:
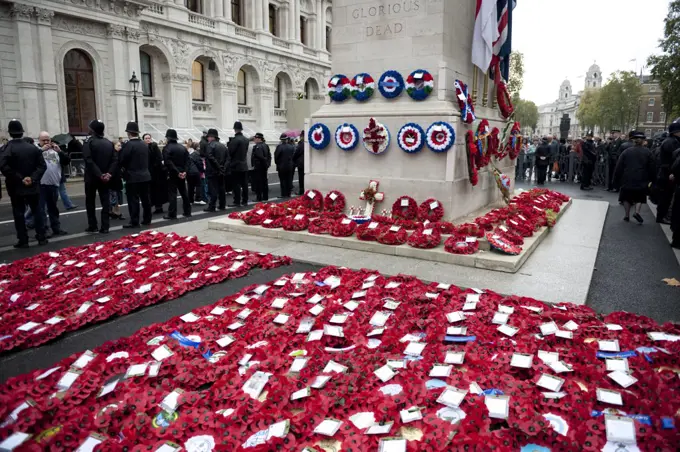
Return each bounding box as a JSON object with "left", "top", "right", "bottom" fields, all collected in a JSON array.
[
  {"left": 107, "top": 25, "right": 133, "bottom": 136},
  {"left": 162, "top": 73, "right": 193, "bottom": 128},
  {"left": 255, "top": 85, "right": 275, "bottom": 134},
  {"left": 214, "top": 80, "right": 238, "bottom": 132},
  {"left": 279, "top": 4, "right": 289, "bottom": 39},
  {"left": 34, "top": 7, "right": 60, "bottom": 134},
  {"left": 254, "top": 0, "right": 264, "bottom": 30},
  {"left": 11, "top": 4, "right": 41, "bottom": 134},
  {"left": 215, "top": 0, "right": 224, "bottom": 17},
  {"left": 293, "top": 0, "right": 300, "bottom": 41},
  {"left": 319, "top": 0, "right": 327, "bottom": 51},
  {"left": 223, "top": 0, "right": 232, "bottom": 21},
  {"left": 263, "top": 0, "right": 270, "bottom": 33}
]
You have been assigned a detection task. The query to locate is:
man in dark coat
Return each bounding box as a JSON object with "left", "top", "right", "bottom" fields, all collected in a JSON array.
[
  {"left": 144, "top": 133, "right": 166, "bottom": 214},
  {"left": 293, "top": 130, "right": 305, "bottom": 195},
  {"left": 548, "top": 135, "right": 559, "bottom": 182},
  {"left": 580, "top": 132, "right": 597, "bottom": 190},
  {"left": 534, "top": 137, "right": 551, "bottom": 186},
  {"left": 656, "top": 122, "right": 680, "bottom": 224},
  {"left": 162, "top": 129, "right": 192, "bottom": 219},
  {"left": 274, "top": 133, "right": 295, "bottom": 197},
  {"left": 119, "top": 121, "right": 152, "bottom": 228},
  {"left": 0, "top": 120, "right": 47, "bottom": 247},
  {"left": 251, "top": 132, "right": 271, "bottom": 201},
  {"left": 670, "top": 147, "right": 680, "bottom": 248},
  {"left": 607, "top": 130, "right": 624, "bottom": 192},
  {"left": 228, "top": 121, "right": 249, "bottom": 206},
  {"left": 613, "top": 131, "right": 656, "bottom": 224},
  {"left": 187, "top": 144, "right": 204, "bottom": 204},
  {"left": 203, "top": 128, "right": 228, "bottom": 212},
  {"left": 82, "top": 120, "right": 118, "bottom": 233}
]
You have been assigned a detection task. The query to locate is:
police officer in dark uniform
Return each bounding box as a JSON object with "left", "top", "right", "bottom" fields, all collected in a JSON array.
[
  {"left": 251, "top": 132, "right": 271, "bottom": 201},
  {"left": 293, "top": 130, "right": 305, "bottom": 195},
  {"left": 162, "top": 128, "right": 192, "bottom": 219},
  {"left": 228, "top": 121, "right": 250, "bottom": 206},
  {"left": 82, "top": 119, "right": 117, "bottom": 234},
  {"left": 607, "top": 129, "right": 624, "bottom": 192},
  {"left": 203, "top": 128, "right": 228, "bottom": 212},
  {"left": 0, "top": 119, "right": 47, "bottom": 248},
  {"left": 274, "top": 133, "right": 295, "bottom": 197},
  {"left": 580, "top": 132, "right": 597, "bottom": 190},
  {"left": 119, "top": 121, "right": 152, "bottom": 228},
  {"left": 657, "top": 122, "right": 680, "bottom": 224}
]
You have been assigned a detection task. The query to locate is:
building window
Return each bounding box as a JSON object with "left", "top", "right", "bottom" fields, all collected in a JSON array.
[
  {"left": 274, "top": 76, "right": 281, "bottom": 109},
  {"left": 593, "top": 72, "right": 597, "bottom": 78},
  {"left": 660, "top": 112, "right": 666, "bottom": 124},
  {"left": 64, "top": 49, "right": 97, "bottom": 135},
  {"left": 645, "top": 129, "right": 652, "bottom": 137},
  {"left": 650, "top": 85, "right": 657, "bottom": 92},
  {"left": 304, "top": 79, "right": 311, "bottom": 99},
  {"left": 648, "top": 97, "right": 655, "bottom": 106},
  {"left": 237, "top": 69, "right": 246, "bottom": 105},
  {"left": 269, "top": 4, "right": 277, "bottom": 35},
  {"left": 232, "top": 0, "right": 242, "bottom": 26},
  {"left": 326, "top": 26, "right": 331, "bottom": 51},
  {"left": 192, "top": 60, "right": 204, "bottom": 101},
  {"left": 646, "top": 112, "right": 654, "bottom": 122},
  {"left": 139, "top": 51, "right": 152, "bottom": 97},
  {"left": 300, "top": 16, "right": 306, "bottom": 45},
  {"left": 186, "top": 0, "right": 200, "bottom": 13}
]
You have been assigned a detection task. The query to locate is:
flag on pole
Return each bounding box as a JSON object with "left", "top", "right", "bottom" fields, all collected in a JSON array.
[
  {"left": 472, "top": 0, "right": 500, "bottom": 73},
  {"left": 491, "top": 0, "right": 516, "bottom": 81}
]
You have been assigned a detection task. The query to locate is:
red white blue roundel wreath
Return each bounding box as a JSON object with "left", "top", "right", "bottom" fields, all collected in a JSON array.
[
  {"left": 350, "top": 73, "right": 375, "bottom": 102},
  {"left": 308, "top": 123, "right": 331, "bottom": 150},
  {"left": 335, "top": 123, "right": 359, "bottom": 151},
  {"left": 397, "top": 123, "right": 425, "bottom": 153},
  {"left": 327, "top": 74, "right": 351, "bottom": 102},
  {"left": 406, "top": 69, "right": 434, "bottom": 101},
  {"left": 378, "top": 70, "right": 404, "bottom": 99},
  {"left": 426, "top": 121, "right": 455, "bottom": 153}
]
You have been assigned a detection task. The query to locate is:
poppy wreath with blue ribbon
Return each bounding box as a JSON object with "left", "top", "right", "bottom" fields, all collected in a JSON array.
[{"left": 378, "top": 70, "right": 405, "bottom": 99}]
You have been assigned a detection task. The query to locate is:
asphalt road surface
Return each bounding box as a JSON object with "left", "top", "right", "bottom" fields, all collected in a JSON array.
[{"left": 0, "top": 172, "right": 298, "bottom": 260}]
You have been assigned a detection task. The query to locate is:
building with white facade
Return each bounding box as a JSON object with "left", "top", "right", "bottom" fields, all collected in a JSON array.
[
  {"left": 0, "top": 0, "right": 332, "bottom": 142},
  {"left": 536, "top": 64, "right": 602, "bottom": 139}
]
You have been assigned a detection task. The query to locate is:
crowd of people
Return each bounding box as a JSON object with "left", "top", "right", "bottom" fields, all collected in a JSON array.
[
  {"left": 516, "top": 122, "right": 680, "bottom": 248},
  {"left": 0, "top": 119, "right": 306, "bottom": 249}
]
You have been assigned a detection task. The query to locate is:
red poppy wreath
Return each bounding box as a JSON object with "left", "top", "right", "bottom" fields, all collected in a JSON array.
[
  {"left": 407, "top": 226, "right": 442, "bottom": 249},
  {"left": 324, "top": 190, "right": 346, "bottom": 213},
  {"left": 308, "top": 216, "right": 334, "bottom": 234},
  {"left": 331, "top": 217, "right": 357, "bottom": 237},
  {"left": 356, "top": 221, "right": 386, "bottom": 241},
  {"left": 418, "top": 198, "right": 445, "bottom": 222},
  {"left": 377, "top": 224, "right": 409, "bottom": 245},
  {"left": 391, "top": 195, "right": 418, "bottom": 220},
  {"left": 282, "top": 213, "right": 310, "bottom": 231},
  {"left": 444, "top": 234, "right": 480, "bottom": 255},
  {"left": 300, "top": 189, "right": 324, "bottom": 210}
]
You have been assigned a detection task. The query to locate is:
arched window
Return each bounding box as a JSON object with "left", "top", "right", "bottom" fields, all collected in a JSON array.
[
  {"left": 231, "top": 0, "right": 242, "bottom": 26},
  {"left": 593, "top": 73, "right": 597, "bottom": 78},
  {"left": 304, "top": 79, "right": 311, "bottom": 99},
  {"left": 140, "top": 51, "right": 153, "bottom": 97},
  {"left": 237, "top": 69, "right": 247, "bottom": 105},
  {"left": 192, "top": 60, "right": 204, "bottom": 101},
  {"left": 186, "top": 0, "right": 200, "bottom": 13},
  {"left": 300, "top": 16, "right": 307, "bottom": 45},
  {"left": 274, "top": 75, "right": 281, "bottom": 108},
  {"left": 64, "top": 49, "right": 96, "bottom": 135}
]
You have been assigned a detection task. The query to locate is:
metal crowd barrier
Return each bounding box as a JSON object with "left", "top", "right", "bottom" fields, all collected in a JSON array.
[{"left": 515, "top": 150, "right": 611, "bottom": 187}]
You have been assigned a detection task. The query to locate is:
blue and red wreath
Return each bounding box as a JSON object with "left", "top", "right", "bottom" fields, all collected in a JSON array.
[
  {"left": 350, "top": 73, "right": 375, "bottom": 102},
  {"left": 308, "top": 123, "right": 331, "bottom": 150},
  {"left": 335, "top": 123, "right": 359, "bottom": 151},
  {"left": 397, "top": 123, "right": 425, "bottom": 153},
  {"left": 378, "top": 70, "right": 404, "bottom": 99},
  {"left": 406, "top": 69, "right": 434, "bottom": 101},
  {"left": 327, "top": 74, "right": 351, "bottom": 102},
  {"left": 426, "top": 122, "right": 455, "bottom": 153}
]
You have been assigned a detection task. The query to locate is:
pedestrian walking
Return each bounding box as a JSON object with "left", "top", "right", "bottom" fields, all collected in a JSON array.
[
  {"left": 274, "top": 133, "right": 295, "bottom": 197},
  {"left": 82, "top": 119, "right": 117, "bottom": 234},
  {"left": 162, "top": 129, "right": 191, "bottom": 219},
  {"left": 613, "top": 130, "right": 656, "bottom": 224},
  {"left": 580, "top": 132, "right": 596, "bottom": 190},
  {"left": 293, "top": 130, "right": 305, "bottom": 195},
  {"left": 251, "top": 132, "right": 271, "bottom": 201},
  {"left": 0, "top": 120, "right": 48, "bottom": 248},
  {"left": 144, "top": 133, "right": 166, "bottom": 215},
  {"left": 228, "top": 121, "right": 249, "bottom": 207},
  {"left": 203, "top": 128, "right": 228, "bottom": 212},
  {"left": 119, "top": 121, "right": 152, "bottom": 228},
  {"left": 534, "top": 137, "right": 551, "bottom": 185},
  {"left": 656, "top": 122, "right": 680, "bottom": 224},
  {"left": 37, "top": 132, "right": 69, "bottom": 237}
]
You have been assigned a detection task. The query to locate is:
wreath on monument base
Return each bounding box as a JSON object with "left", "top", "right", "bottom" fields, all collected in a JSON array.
[
  {"left": 378, "top": 70, "right": 405, "bottom": 99},
  {"left": 465, "top": 130, "right": 479, "bottom": 186},
  {"left": 282, "top": 214, "right": 310, "bottom": 231},
  {"left": 331, "top": 217, "right": 357, "bottom": 237},
  {"left": 397, "top": 123, "right": 425, "bottom": 154},
  {"left": 406, "top": 69, "right": 434, "bottom": 101},
  {"left": 418, "top": 198, "right": 444, "bottom": 222},
  {"left": 487, "top": 232, "right": 522, "bottom": 255},
  {"left": 426, "top": 122, "right": 455, "bottom": 153},
  {"left": 327, "top": 74, "right": 351, "bottom": 102},
  {"left": 350, "top": 73, "right": 375, "bottom": 102},
  {"left": 308, "top": 123, "right": 331, "bottom": 150},
  {"left": 335, "top": 123, "right": 359, "bottom": 151},
  {"left": 444, "top": 234, "right": 480, "bottom": 255},
  {"left": 377, "top": 225, "right": 408, "bottom": 245},
  {"left": 324, "top": 190, "right": 346, "bottom": 213},
  {"left": 300, "top": 189, "right": 323, "bottom": 210},
  {"left": 391, "top": 196, "right": 418, "bottom": 220},
  {"left": 357, "top": 221, "right": 386, "bottom": 241},
  {"left": 455, "top": 79, "right": 476, "bottom": 124},
  {"left": 407, "top": 226, "right": 442, "bottom": 249},
  {"left": 362, "top": 118, "right": 390, "bottom": 155}
]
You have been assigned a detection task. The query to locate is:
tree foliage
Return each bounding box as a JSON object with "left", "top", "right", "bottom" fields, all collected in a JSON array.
[
  {"left": 508, "top": 52, "right": 524, "bottom": 98},
  {"left": 575, "top": 72, "right": 641, "bottom": 133},
  {"left": 576, "top": 89, "right": 603, "bottom": 132},
  {"left": 647, "top": 0, "right": 680, "bottom": 120},
  {"left": 514, "top": 98, "right": 538, "bottom": 132}
]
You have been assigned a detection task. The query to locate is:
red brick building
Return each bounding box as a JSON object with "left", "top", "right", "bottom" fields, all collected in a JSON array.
[{"left": 637, "top": 76, "right": 668, "bottom": 137}]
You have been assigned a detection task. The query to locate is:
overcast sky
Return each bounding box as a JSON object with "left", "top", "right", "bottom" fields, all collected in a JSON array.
[{"left": 514, "top": 0, "right": 670, "bottom": 106}]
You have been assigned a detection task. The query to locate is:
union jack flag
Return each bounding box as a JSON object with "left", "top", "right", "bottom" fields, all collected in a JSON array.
[{"left": 492, "top": 0, "right": 516, "bottom": 82}]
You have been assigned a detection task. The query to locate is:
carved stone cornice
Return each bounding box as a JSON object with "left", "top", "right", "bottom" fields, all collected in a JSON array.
[
  {"left": 161, "top": 72, "right": 192, "bottom": 83},
  {"left": 52, "top": 15, "right": 107, "bottom": 37},
  {"left": 107, "top": 24, "right": 126, "bottom": 39},
  {"left": 34, "top": 7, "right": 54, "bottom": 25},
  {"left": 126, "top": 27, "right": 140, "bottom": 42},
  {"left": 59, "top": 0, "right": 145, "bottom": 18},
  {"left": 254, "top": 86, "right": 275, "bottom": 95},
  {"left": 9, "top": 3, "right": 33, "bottom": 21},
  {"left": 213, "top": 80, "right": 237, "bottom": 89}
]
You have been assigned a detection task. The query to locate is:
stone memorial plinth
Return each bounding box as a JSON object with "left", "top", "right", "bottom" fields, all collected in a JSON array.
[{"left": 306, "top": 0, "right": 515, "bottom": 220}]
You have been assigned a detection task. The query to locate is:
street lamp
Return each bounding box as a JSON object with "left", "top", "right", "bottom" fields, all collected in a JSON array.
[{"left": 129, "top": 71, "right": 139, "bottom": 124}]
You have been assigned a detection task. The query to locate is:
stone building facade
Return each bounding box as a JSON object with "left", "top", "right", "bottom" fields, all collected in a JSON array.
[
  {"left": 536, "top": 64, "right": 603, "bottom": 139},
  {"left": 637, "top": 75, "right": 667, "bottom": 138},
  {"left": 0, "top": 0, "right": 332, "bottom": 141}
]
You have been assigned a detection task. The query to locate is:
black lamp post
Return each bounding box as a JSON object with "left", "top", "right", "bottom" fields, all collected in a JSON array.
[{"left": 129, "top": 71, "right": 139, "bottom": 124}]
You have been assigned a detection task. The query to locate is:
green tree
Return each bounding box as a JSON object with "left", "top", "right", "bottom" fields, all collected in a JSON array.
[
  {"left": 513, "top": 98, "right": 538, "bottom": 132},
  {"left": 507, "top": 52, "right": 524, "bottom": 98},
  {"left": 648, "top": 0, "right": 680, "bottom": 121},
  {"left": 576, "top": 89, "right": 603, "bottom": 132},
  {"left": 598, "top": 71, "right": 642, "bottom": 132}
]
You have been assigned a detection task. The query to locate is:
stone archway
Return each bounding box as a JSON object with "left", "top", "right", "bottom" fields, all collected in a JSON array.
[
  {"left": 273, "top": 71, "right": 294, "bottom": 130},
  {"left": 303, "top": 77, "right": 320, "bottom": 99},
  {"left": 138, "top": 44, "right": 172, "bottom": 134},
  {"left": 63, "top": 49, "right": 97, "bottom": 135}
]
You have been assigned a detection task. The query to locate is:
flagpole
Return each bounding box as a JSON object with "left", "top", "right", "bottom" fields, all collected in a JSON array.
[{"left": 472, "top": 67, "right": 479, "bottom": 105}]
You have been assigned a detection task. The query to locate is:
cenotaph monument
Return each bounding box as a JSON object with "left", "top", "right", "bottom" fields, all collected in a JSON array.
[{"left": 306, "top": 0, "right": 516, "bottom": 220}]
